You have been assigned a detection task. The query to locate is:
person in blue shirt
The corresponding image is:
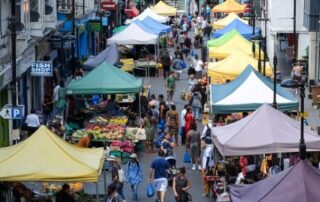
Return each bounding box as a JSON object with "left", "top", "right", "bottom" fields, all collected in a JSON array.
[
  {"left": 125, "top": 153, "right": 142, "bottom": 202},
  {"left": 148, "top": 150, "right": 170, "bottom": 202}
]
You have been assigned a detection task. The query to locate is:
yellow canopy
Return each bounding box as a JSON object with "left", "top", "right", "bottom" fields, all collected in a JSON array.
[
  {"left": 208, "top": 49, "right": 272, "bottom": 83},
  {"left": 151, "top": 1, "right": 177, "bottom": 16},
  {"left": 208, "top": 33, "right": 264, "bottom": 59},
  {"left": 213, "top": 13, "right": 248, "bottom": 29},
  {"left": 0, "top": 126, "right": 104, "bottom": 182},
  {"left": 212, "top": 0, "right": 245, "bottom": 13}
]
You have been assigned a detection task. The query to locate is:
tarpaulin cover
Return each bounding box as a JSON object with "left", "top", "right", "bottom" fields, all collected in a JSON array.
[
  {"left": 133, "top": 7, "right": 168, "bottom": 23},
  {"left": 212, "top": 0, "right": 245, "bottom": 13},
  {"left": 66, "top": 61, "right": 143, "bottom": 95},
  {"left": 230, "top": 160, "right": 320, "bottom": 202},
  {"left": 0, "top": 126, "right": 104, "bottom": 182},
  {"left": 207, "top": 29, "right": 239, "bottom": 47},
  {"left": 210, "top": 66, "right": 298, "bottom": 114},
  {"left": 208, "top": 49, "right": 272, "bottom": 83},
  {"left": 208, "top": 30, "right": 263, "bottom": 59},
  {"left": 83, "top": 43, "right": 120, "bottom": 70},
  {"left": 213, "top": 18, "right": 260, "bottom": 39},
  {"left": 108, "top": 23, "right": 158, "bottom": 45},
  {"left": 211, "top": 104, "right": 320, "bottom": 156},
  {"left": 151, "top": 1, "right": 177, "bottom": 16},
  {"left": 142, "top": 16, "right": 172, "bottom": 33},
  {"left": 213, "top": 13, "right": 248, "bottom": 29},
  {"left": 133, "top": 20, "right": 162, "bottom": 35}
]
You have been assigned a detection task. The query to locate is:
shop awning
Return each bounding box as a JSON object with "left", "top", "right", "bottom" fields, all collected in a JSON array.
[
  {"left": 66, "top": 61, "right": 143, "bottom": 95},
  {"left": 132, "top": 7, "right": 168, "bottom": 23},
  {"left": 213, "top": 12, "right": 248, "bottom": 29},
  {"left": 208, "top": 49, "right": 272, "bottom": 83},
  {"left": 210, "top": 66, "right": 298, "bottom": 114},
  {"left": 151, "top": 1, "right": 177, "bottom": 16},
  {"left": 212, "top": 0, "right": 245, "bottom": 13},
  {"left": 0, "top": 126, "right": 104, "bottom": 182}
]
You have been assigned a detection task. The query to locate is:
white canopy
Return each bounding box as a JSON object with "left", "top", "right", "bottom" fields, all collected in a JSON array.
[
  {"left": 107, "top": 23, "right": 158, "bottom": 45},
  {"left": 212, "top": 103, "right": 320, "bottom": 156},
  {"left": 132, "top": 8, "right": 168, "bottom": 23}
]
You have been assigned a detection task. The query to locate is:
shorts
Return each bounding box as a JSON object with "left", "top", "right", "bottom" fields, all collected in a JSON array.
[{"left": 153, "top": 178, "right": 168, "bottom": 192}]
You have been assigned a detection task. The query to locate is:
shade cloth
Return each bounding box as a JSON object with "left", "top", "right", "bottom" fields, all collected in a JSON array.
[
  {"left": 208, "top": 30, "right": 263, "bottom": 59},
  {"left": 212, "top": 0, "right": 245, "bottom": 13},
  {"left": 66, "top": 61, "right": 143, "bottom": 95},
  {"left": 210, "top": 66, "right": 298, "bottom": 114},
  {"left": 211, "top": 104, "right": 320, "bottom": 156},
  {"left": 213, "top": 18, "right": 260, "bottom": 39},
  {"left": 230, "top": 160, "right": 320, "bottom": 202},
  {"left": 151, "top": 1, "right": 177, "bottom": 16},
  {"left": 213, "top": 13, "right": 248, "bottom": 29},
  {"left": 83, "top": 43, "right": 120, "bottom": 70},
  {"left": 0, "top": 126, "right": 104, "bottom": 182},
  {"left": 107, "top": 23, "right": 158, "bottom": 45},
  {"left": 132, "top": 7, "right": 168, "bottom": 23},
  {"left": 208, "top": 49, "right": 272, "bottom": 83}
]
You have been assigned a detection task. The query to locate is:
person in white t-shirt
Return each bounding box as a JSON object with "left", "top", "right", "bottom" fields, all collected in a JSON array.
[
  {"left": 25, "top": 108, "right": 40, "bottom": 137},
  {"left": 179, "top": 104, "right": 189, "bottom": 145},
  {"left": 193, "top": 54, "right": 204, "bottom": 79}
]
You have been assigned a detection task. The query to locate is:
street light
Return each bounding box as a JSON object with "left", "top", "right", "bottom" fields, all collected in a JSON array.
[
  {"left": 280, "top": 77, "right": 306, "bottom": 160},
  {"left": 272, "top": 53, "right": 278, "bottom": 108},
  {"left": 258, "top": 17, "right": 269, "bottom": 76}
]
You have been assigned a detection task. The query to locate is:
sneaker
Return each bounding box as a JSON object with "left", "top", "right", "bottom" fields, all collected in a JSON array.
[
  {"left": 202, "top": 193, "right": 209, "bottom": 197},
  {"left": 192, "top": 164, "right": 196, "bottom": 170},
  {"left": 198, "top": 165, "right": 202, "bottom": 170}
]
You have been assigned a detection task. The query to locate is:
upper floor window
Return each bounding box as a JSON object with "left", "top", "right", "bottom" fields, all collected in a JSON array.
[
  {"left": 30, "top": 0, "right": 40, "bottom": 22},
  {"left": 15, "top": 0, "right": 30, "bottom": 32},
  {"left": 57, "top": 0, "right": 72, "bottom": 13}
]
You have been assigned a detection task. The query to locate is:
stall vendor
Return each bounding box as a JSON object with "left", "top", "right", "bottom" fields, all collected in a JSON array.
[
  {"left": 77, "top": 133, "right": 94, "bottom": 148},
  {"left": 106, "top": 94, "right": 119, "bottom": 116}
]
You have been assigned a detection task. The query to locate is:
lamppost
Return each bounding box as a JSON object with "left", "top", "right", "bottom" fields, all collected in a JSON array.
[
  {"left": 258, "top": 18, "right": 269, "bottom": 76},
  {"left": 280, "top": 78, "right": 306, "bottom": 160},
  {"left": 272, "top": 53, "right": 278, "bottom": 108}
]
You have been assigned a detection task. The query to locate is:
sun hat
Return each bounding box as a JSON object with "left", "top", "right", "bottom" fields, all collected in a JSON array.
[
  {"left": 107, "top": 155, "right": 117, "bottom": 161},
  {"left": 130, "top": 153, "right": 138, "bottom": 159}
]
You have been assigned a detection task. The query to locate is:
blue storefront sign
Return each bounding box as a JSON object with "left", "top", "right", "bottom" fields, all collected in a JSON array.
[{"left": 31, "top": 61, "right": 53, "bottom": 77}]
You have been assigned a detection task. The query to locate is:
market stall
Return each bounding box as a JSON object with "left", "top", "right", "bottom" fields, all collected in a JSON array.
[
  {"left": 210, "top": 66, "right": 298, "bottom": 114},
  {"left": 142, "top": 16, "right": 172, "bottom": 33},
  {"left": 207, "top": 29, "right": 240, "bottom": 47},
  {"left": 213, "top": 12, "right": 248, "bottom": 30},
  {"left": 213, "top": 18, "right": 260, "bottom": 39},
  {"left": 211, "top": 0, "right": 245, "bottom": 13},
  {"left": 151, "top": 1, "right": 177, "bottom": 16},
  {"left": 208, "top": 49, "right": 272, "bottom": 83},
  {"left": 132, "top": 7, "right": 169, "bottom": 23}
]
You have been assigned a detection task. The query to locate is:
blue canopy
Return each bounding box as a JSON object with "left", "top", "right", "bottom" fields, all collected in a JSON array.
[
  {"left": 133, "top": 20, "right": 161, "bottom": 35},
  {"left": 142, "top": 16, "right": 172, "bottom": 33},
  {"left": 212, "top": 18, "right": 260, "bottom": 39},
  {"left": 210, "top": 65, "right": 298, "bottom": 114}
]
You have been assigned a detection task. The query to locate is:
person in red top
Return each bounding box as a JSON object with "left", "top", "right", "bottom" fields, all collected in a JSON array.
[
  {"left": 76, "top": 133, "right": 94, "bottom": 148},
  {"left": 184, "top": 107, "right": 194, "bottom": 138},
  {"left": 239, "top": 156, "right": 248, "bottom": 176}
]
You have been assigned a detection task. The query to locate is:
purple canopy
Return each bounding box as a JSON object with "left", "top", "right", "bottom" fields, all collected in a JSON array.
[{"left": 230, "top": 160, "right": 320, "bottom": 202}]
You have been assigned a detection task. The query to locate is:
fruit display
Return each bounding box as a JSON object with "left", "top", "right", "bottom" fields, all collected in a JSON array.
[
  {"left": 41, "top": 182, "right": 83, "bottom": 193},
  {"left": 109, "top": 116, "right": 128, "bottom": 125}
]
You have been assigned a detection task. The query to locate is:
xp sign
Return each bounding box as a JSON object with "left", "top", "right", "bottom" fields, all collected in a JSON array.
[
  {"left": 0, "top": 105, "right": 24, "bottom": 119},
  {"left": 31, "top": 61, "right": 53, "bottom": 77}
]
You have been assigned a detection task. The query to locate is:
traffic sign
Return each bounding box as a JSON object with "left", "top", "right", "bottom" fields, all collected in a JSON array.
[{"left": 0, "top": 105, "right": 24, "bottom": 119}]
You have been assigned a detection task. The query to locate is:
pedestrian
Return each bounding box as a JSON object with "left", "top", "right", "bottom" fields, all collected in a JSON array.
[
  {"left": 42, "top": 94, "right": 53, "bottom": 124},
  {"left": 125, "top": 153, "right": 142, "bottom": 202},
  {"left": 148, "top": 150, "right": 170, "bottom": 202},
  {"left": 186, "top": 121, "right": 202, "bottom": 171},
  {"left": 148, "top": 94, "right": 159, "bottom": 110},
  {"left": 173, "top": 167, "right": 191, "bottom": 202},
  {"left": 193, "top": 54, "right": 204, "bottom": 79},
  {"left": 160, "top": 133, "right": 175, "bottom": 157},
  {"left": 166, "top": 104, "right": 179, "bottom": 145},
  {"left": 108, "top": 155, "right": 126, "bottom": 201},
  {"left": 143, "top": 110, "right": 157, "bottom": 153},
  {"left": 179, "top": 105, "right": 188, "bottom": 145},
  {"left": 174, "top": 46, "right": 184, "bottom": 60},
  {"left": 184, "top": 106, "right": 194, "bottom": 135},
  {"left": 55, "top": 81, "right": 67, "bottom": 118},
  {"left": 161, "top": 51, "right": 171, "bottom": 79},
  {"left": 25, "top": 108, "right": 40, "bottom": 137},
  {"left": 159, "top": 101, "right": 169, "bottom": 128},
  {"left": 56, "top": 184, "right": 76, "bottom": 202},
  {"left": 165, "top": 71, "right": 176, "bottom": 102},
  {"left": 187, "top": 74, "right": 198, "bottom": 92},
  {"left": 105, "top": 183, "right": 124, "bottom": 202},
  {"left": 76, "top": 133, "right": 94, "bottom": 148},
  {"left": 204, "top": 21, "right": 212, "bottom": 40},
  {"left": 178, "top": 31, "right": 186, "bottom": 49},
  {"left": 184, "top": 36, "right": 192, "bottom": 60},
  {"left": 190, "top": 86, "right": 202, "bottom": 122},
  {"left": 172, "top": 55, "right": 185, "bottom": 79}
]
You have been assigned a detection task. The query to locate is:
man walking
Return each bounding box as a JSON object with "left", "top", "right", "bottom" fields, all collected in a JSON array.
[
  {"left": 148, "top": 150, "right": 170, "bottom": 202},
  {"left": 165, "top": 71, "right": 176, "bottom": 102}
]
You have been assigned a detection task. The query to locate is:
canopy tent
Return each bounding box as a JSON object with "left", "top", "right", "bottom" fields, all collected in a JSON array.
[
  {"left": 208, "top": 31, "right": 263, "bottom": 59},
  {"left": 132, "top": 7, "right": 168, "bottom": 23},
  {"left": 66, "top": 62, "right": 143, "bottom": 95},
  {"left": 83, "top": 43, "right": 120, "bottom": 70},
  {"left": 211, "top": 104, "right": 319, "bottom": 156},
  {"left": 208, "top": 49, "right": 272, "bottom": 83},
  {"left": 207, "top": 29, "right": 239, "bottom": 47},
  {"left": 133, "top": 19, "right": 162, "bottom": 35},
  {"left": 107, "top": 23, "right": 158, "bottom": 45},
  {"left": 142, "top": 16, "right": 172, "bottom": 33},
  {"left": 210, "top": 66, "right": 298, "bottom": 114},
  {"left": 0, "top": 126, "right": 104, "bottom": 182},
  {"left": 213, "top": 18, "right": 260, "bottom": 39},
  {"left": 230, "top": 160, "right": 320, "bottom": 202},
  {"left": 213, "top": 12, "right": 248, "bottom": 29},
  {"left": 113, "top": 25, "right": 126, "bottom": 34},
  {"left": 151, "top": 1, "right": 177, "bottom": 16},
  {"left": 212, "top": 0, "right": 245, "bottom": 13}
]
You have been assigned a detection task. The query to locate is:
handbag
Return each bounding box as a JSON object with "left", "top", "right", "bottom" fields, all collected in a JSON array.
[
  {"left": 183, "top": 150, "right": 191, "bottom": 163},
  {"left": 200, "top": 140, "right": 206, "bottom": 149},
  {"left": 180, "top": 191, "right": 192, "bottom": 202},
  {"left": 146, "top": 183, "right": 155, "bottom": 197}
]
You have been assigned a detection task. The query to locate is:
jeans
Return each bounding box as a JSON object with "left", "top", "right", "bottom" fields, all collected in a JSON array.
[
  {"left": 116, "top": 185, "right": 126, "bottom": 200},
  {"left": 130, "top": 183, "right": 139, "bottom": 201},
  {"left": 192, "top": 106, "right": 202, "bottom": 121}
]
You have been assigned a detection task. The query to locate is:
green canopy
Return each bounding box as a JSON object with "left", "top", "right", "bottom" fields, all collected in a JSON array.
[
  {"left": 66, "top": 62, "right": 143, "bottom": 95},
  {"left": 113, "top": 26, "right": 126, "bottom": 34},
  {"left": 207, "top": 29, "right": 239, "bottom": 47}
]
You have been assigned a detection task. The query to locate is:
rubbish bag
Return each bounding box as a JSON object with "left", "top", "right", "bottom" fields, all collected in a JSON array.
[
  {"left": 183, "top": 150, "right": 191, "bottom": 163},
  {"left": 146, "top": 183, "right": 155, "bottom": 197}
]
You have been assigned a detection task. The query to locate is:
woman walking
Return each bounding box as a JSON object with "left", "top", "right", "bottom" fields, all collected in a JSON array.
[
  {"left": 166, "top": 104, "right": 180, "bottom": 145},
  {"left": 184, "top": 106, "right": 194, "bottom": 136},
  {"left": 190, "top": 86, "right": 202, "bottom": 122},
  {"left": 186, "top": 122, "right": 202, "bottom": 171},
  {"left": 173, "top": 167, "right": 192, "bottom": 202},
  {"left": 125, "top": 153, "right": 143, "bottom": 202},
  {"left": 143, "top": 110, "right": 157, "bottom": 153}
]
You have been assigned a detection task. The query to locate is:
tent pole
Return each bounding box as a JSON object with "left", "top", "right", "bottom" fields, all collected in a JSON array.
[
  {"left": 103, "top": 168, "right": 107, "bottom": 197},
  {"left": 95, "top": 182, "right": 99, "bottom": 202},
  {"left": 139, "top": 94, "right": 142, "bottom": 128}
]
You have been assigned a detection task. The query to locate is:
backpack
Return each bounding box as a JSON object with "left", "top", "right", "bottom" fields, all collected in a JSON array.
[{"left": 204, "top": 124, "right": 212, "bottom": 144}]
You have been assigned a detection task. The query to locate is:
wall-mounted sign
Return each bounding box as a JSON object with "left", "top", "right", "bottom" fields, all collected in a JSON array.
[
  {"left": 88, "top": 20, "right": 102, "bottom": 32},
  {"left": 31, "top": 61, "right": 52, "bottom": 77},
  {"left": 101, "top": 1, "right": 116, "bottom": 11}
]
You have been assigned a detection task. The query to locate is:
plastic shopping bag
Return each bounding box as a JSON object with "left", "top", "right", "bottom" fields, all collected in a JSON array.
[
  {"left": 183, "top": 150, "right": 191, "bottom": 163},
  {"left": 146, "top": 183, "right": 155, "bottom": 197}
]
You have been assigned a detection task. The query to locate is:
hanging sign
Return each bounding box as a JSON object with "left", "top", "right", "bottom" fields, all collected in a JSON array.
[
  {"left": 88, "top": 20, "right": 102, "bottom": 32},
  {"left": 31, "top": 61, "right": 52, "bottom": 77}
]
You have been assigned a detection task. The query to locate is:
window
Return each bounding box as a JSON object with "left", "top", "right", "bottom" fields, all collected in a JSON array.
[
  {"left": 15, "top": 0, "right": 30, "bottom": 32},
  {"left": 58, "top": 0, "right": 72, "bottom": 13},
  {"left": 30, "top": 0, "right": 40, "bottom": 22},
  {"left": 45, "top": 0, "right": 54, "bottom": 15}
]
